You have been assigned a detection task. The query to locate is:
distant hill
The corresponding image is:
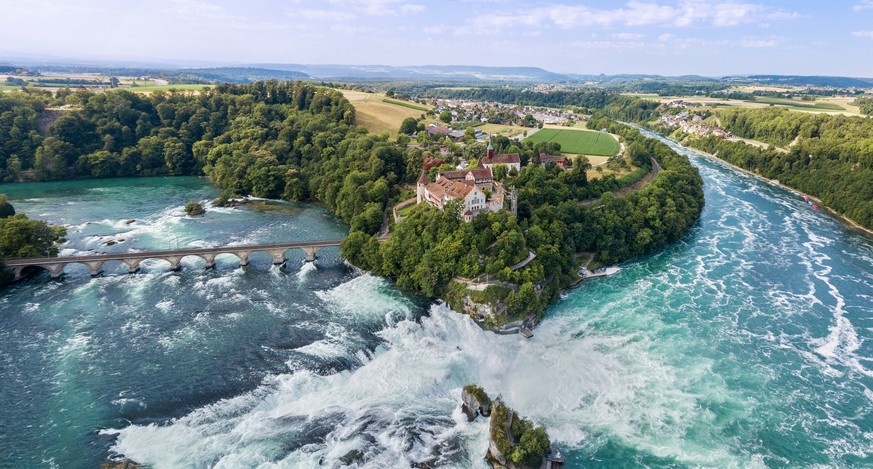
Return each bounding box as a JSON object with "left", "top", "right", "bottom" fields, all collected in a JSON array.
[
  {"left": 726, "top": 75, "right": 873, "bottom": 88},
  {"left": 178, "top": 67, "right": 309, "bottom": 83},
  {"left": 564, "top": 74, "right": 720, "bottom": 83},
  {"left": 4, "top": 58, "right": 873, "bottom": 89},
  {"left": 251, "top": 63, "right": 569, "bottom": 82}
]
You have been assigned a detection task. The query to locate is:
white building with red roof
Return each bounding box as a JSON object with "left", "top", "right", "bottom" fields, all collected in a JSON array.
[{"left": 416, "top": 166, "right": 506, "bottom": 222}]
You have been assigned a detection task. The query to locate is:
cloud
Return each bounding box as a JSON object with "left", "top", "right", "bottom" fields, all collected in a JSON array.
[
  {"left": 853, "top": 1, "right": 873, "bottom": 12},
  {"left": 456, "top": 0, "right": 798, "bottom": 34},
  {"left": 326, "top": 0, "right": 426, "bottom": 16},
  {"left": 294, "top": 9, "right": 355, "bottom": 21},
  {"left": 740, "top": 36, "right": 784, "bottom": 48},
  {"left": 612, "top": 32, "right": 645, "bottom": 39},
  {"left": 852, "top": 31, "right": 873, "bottom": 38}
]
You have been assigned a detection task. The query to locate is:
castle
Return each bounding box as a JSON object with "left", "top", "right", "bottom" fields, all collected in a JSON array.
[{"left": 416, "top": 141, "right": 517, "bottom": 222}]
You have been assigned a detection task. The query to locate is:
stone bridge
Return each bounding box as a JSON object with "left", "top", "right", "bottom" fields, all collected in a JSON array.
[{"left": 5, "top": 240, "right": 343, "bottom": 280}]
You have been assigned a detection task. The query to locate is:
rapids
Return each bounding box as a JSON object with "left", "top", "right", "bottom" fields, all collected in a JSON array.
[{"left": 1, "top": 131, "right": 871, "bottom": 467}]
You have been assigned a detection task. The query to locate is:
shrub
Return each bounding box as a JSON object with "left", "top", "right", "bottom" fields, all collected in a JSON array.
[{"left": 184, "top": 199, "right": 205, "bottom": 216}]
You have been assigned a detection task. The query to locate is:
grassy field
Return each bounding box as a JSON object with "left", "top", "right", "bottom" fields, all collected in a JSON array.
[
  {"left": 396, "top": 202, "right": 421, "bottom": 217},
  {"left": 476, "top": 123, "right": 529, "bottom": 137},
  {"left": 655, "top": 94, "right": 863, "bottom": 116},
  {"left": 749, "top": 97, "right": 845, "bottom": 111},
  {"left": 525, "top": 128, "right": 620, "bottom": 156},
  {"left": 341, "top": 90, "right": 431, "bottom": 135},
  {"left": 382, "top": 97, "right": 429, "bottom": 111}
]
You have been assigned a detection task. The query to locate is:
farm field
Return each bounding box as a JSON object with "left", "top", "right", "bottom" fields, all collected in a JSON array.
[
  {"left": 525, "top": 128, "right": 620, "bottom": 156},
  {"left": 655, "top": 94, "right": 864, "bottom": 116},
  {"left": 748, "top": 96, "right": 845, "bottom": 111},
  {"left": 341, "top": 90, "right": 432, "bottom": 135},
  {"left": 382, "top": 97, "right": 429, "bottom": 111}
]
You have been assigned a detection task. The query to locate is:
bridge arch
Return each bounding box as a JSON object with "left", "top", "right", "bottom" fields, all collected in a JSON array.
[{"left": 247, "top": 248, "right": 290, "bottom": 265}]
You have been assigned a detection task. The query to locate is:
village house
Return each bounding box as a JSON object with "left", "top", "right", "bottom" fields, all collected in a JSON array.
[
  {"left": 422, "top": 155, "right": 445, "bottom": 170},
  {"left": 426, "top": 123, "right": 465, "bottom": 142},
  {"left": 479, "top": 141, "right": 521, "bottom": 172},
  {"left": 539, "top": 153, "right": 568, "bottom": 169},
  {"left": 426, "top": 123, "right": 451, "bottom": 137}
]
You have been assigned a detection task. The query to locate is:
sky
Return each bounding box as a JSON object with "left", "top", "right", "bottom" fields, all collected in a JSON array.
[{"left": 2, "top": 0, "right": 873, "bottom": 76}]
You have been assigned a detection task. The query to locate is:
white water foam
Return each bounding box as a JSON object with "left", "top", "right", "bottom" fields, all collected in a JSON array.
[
  {"left": 315, "top": 274, "right": 412, "bottom": 323},
  {"left": 296, "top": 262, "right": 317, "bottom": 282},
  {"left": 108, "top": 296, "right": 754, "bottom": 468}
]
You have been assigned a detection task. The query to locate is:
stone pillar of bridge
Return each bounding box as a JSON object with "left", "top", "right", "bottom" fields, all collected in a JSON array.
[
  {"left": 302, "top": 246, "right": 321, "bottom": 263},
  {"left": 201, "top": 253, "right": 217, "bottom": 269},
  {"left": 12, "top": 266, "right": 24, "bottom": 281},
  {"left": 85, "top": 260, "right": 105, "bottom": 277},
  {"left": 165, "top": 256, "right": 183, "bottom": 271},
  {"left": 268, "top": 249, "right": 287, "bottom": 265},
  {"left": 123, "top": 258, "right": 142, "bottom": 274},
  {"left": 237, "top": 251, "right": 251, "bottom": 267},
  {"left": 43, "top": 263, "right": 66, "bottom": 279}
]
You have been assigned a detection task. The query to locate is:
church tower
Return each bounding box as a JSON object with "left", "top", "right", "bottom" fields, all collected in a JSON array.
[{"left": 486, "top": 138, "right": 494, "bottom": 160}]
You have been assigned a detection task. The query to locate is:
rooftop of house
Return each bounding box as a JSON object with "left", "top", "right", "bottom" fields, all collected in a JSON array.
[
  {"left": 429, "top": 177, "right": 475, "bottom": 199},
  {"left": 426, "top": 124, "right": 452, "bottom": 135},
  {"left": 539, "top": 153, "right": 567, "bottom": 163},
  {"left": 439, "top": 167, "right": 493, "bottom": 181},
  {"left": 481, "top": 153, "right": 521, "bottom": 166}
]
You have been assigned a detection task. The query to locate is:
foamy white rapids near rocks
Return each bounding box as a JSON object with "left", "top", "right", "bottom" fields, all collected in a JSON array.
[{"left": 107, "top": 296, "right": 747, "bottom": 468}]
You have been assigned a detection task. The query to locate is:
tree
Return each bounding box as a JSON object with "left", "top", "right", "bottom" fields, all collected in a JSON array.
[
  {"left": 184, "top": 199, "right": 205, "bottom": 216},
  {"left": 0, "top": 194, "right": 15, "bottom": 218},
  {"left": 439, "top": 110, "right": 452, "bottom": 123},
  {"left": 511, "top": 426, "right": 550, "bottom": 466},
  {"left": 400, "top": 117, "right": 418, "bottom": 135},
  {"left": 0, "top": 214, "right": 66, "bottom": 258},
  {"left": 507, "top": 282, "right": 538, "bottom": 318}
]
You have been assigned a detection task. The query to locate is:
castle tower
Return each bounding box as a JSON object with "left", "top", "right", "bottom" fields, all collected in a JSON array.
[
  {"left": 509, "top": 188, "right": 518, "bottom": 217},
  {"left": 486, "top": 139, "right": 494, "bottom": 160},
  {"left": 416, "top": 170, "right": 429, "bottom": 203}
]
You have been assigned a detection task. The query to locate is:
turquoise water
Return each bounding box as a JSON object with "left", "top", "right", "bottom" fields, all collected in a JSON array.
[{"left": 1, "top": 132, "right": 872, "bottom": 468}]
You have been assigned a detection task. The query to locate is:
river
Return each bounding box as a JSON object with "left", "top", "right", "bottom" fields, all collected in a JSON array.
[{"left": 0, "top": 131, "right": 871, "bottom": 467}]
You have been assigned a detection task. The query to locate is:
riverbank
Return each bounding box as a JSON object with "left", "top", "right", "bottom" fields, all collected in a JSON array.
[{"left": 672, "top": 136, "right": 873, "bottom": 239}]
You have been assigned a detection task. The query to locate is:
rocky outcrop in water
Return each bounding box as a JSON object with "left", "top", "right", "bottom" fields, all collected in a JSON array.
[
  {"left": 101, "top": 459, "right": 141, "bottom": 469},
  {"left": 486, "top": 399, "right": 552, "bottom": 469},
  {"left": 460, "top": 385, "right": 554, "bottom": 469},
  {"left": 461, "top": 384, "right": 492, "bottom": 421}
]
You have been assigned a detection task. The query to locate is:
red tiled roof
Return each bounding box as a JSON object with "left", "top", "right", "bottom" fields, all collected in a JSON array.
[
  {"left": 426, "top": 124, "right": 451, "bottom": 136},
  {"left": 428, "top": 177, "right": 473, "bottom": 199},
  {"left": 422, "top": 156, "right": 444, "bottom": 169},
  {"left": 439, "top": 168, "right": 493, "bottom": 181},
  {"left": 481, "top": 153, "right": 520, "bottom": 166},
  {"left": 539, "top": 153, "right": 567, "bottom": 163}
]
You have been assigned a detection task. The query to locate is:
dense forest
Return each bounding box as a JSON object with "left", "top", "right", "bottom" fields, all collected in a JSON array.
[
  {"left": 676, "top": 107, "right": 873, "bottom": 229},
  {"left": 393, "top": 87, "right": 660, "bottom": 122}
]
